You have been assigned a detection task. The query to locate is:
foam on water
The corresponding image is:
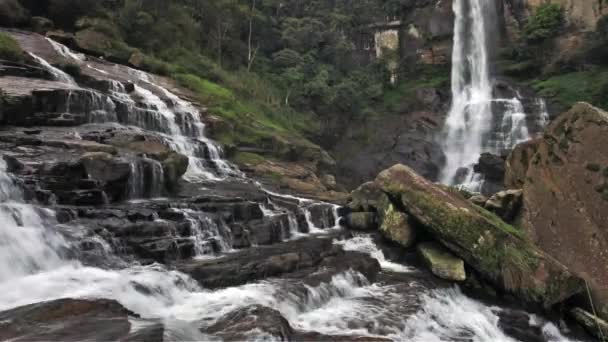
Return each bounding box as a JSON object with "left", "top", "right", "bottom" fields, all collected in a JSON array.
[{"left": 335, "top": 235, "right": 414, "bottom": 273}]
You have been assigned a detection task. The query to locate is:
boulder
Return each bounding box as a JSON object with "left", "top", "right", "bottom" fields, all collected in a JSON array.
[
  {"left": 375, "top": 164, "right": 584, "bottom": 307},
  {"left": 80, "top": 152, "right": 131, "bottom": 183},
  {"left": 0, "top": 298, "right": 135, "bottom": 341},
  {"left": 348, "top": 181, "right": 385, "bottom": 212},
  {"left": 161, "top": 152, "right": 189, "bottom": 189},
  {"left": 569, "top": 307, "right": 608, "bottom": 340},
  {"left": 484, "top": 189, "right": 523, "bottom": 223},
  {"left": 377, "top": 195, "right": 417, "bottom": 248},
  {"left": 417, "top": 242, "right": 466, "bottom": 282},
  {"left": 512, "top": 103, "right": 608, "bottom": 319},
  {"left": 204, "top": 305, "right": 293, "bottom": 341},
  {"left": 343, "top": 212, "right": 377, "bottom": 231},
  {"left": 469, "top": 194, "right": 489, "bottom": 207}
]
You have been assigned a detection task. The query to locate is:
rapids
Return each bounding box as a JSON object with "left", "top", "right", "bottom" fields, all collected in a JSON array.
[{"left": 0, "top": 30, "right": 585, "bottom": 341}]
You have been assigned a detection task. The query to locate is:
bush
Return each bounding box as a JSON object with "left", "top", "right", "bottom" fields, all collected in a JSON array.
[
  {"left": 0, "top": 32, "right": 24, "bottom": 62},
  {"left": 524, "top": 4, "right": 564, "bottom": 42},
  {"left": 0, "top": 0, "right": 30, "bottom": 27}
]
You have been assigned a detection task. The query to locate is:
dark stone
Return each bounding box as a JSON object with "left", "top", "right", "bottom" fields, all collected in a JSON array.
[
  {"left": 474, "top": 153, "right": 506, "bottom": 182},
  {"left": 0, "top": 298, "right": 135, "bottom": 341},
  {"left": 204, "top": 305, "right": 294, "bottom": 341}
]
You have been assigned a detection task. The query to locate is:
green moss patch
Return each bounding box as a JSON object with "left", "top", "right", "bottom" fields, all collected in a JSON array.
[{"left": 0, "top": 32, "right": 24, "bottom": 62}]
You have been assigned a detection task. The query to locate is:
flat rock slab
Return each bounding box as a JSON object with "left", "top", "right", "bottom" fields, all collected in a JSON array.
[
  {"left": 0, "top": 298, "right": 135, "bottom": 341},
  {"left": 417, "top": 241, "right": 466, "bottom": 281}
]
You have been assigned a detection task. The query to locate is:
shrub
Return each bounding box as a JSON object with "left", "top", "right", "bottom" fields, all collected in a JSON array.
[
  {"left": 0, "top": 0, "right": 30, "bottom": 27},
  {"left": 0, "top": 32, "right": 24, "bottom": 62},
  {"left": 524, "top": 4, "right": 564, "bottom": 42}
]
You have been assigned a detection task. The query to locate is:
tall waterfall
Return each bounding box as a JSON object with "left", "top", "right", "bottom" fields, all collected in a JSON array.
[{"left": 440, "top": 0, "right": 533, "bottom": 190}]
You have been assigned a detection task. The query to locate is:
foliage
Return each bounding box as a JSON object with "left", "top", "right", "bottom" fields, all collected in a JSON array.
[
  {"left": 524, "top": 4, "right": 564, "bottom": 42},
  {"left": 531, "top": 67, "right": 608, "bottom": 110},
  {"left": 0, "top": 32, "right": 24, "bottom": 62},
  {"left": 0, "top": 0, "right": 29, "bottom": 26}
]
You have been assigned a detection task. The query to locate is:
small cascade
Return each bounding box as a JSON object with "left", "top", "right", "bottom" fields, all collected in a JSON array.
[
  {"left": 334, "top": 235, "right": 414, "bottom": 273},
  {"left": 127, "top": 158, "right": 165, "bottom": 199},
  {"left": 174, "top": 208, "right": 232, "bottom": 257},
  {"left": 45, "top": 37, "right": 86, "bottom": 61},
  {"left": 494, "top": 98, "right": 531, "bottom": 153},
  {"left": 0, "top": 159, "right": 68, "bottom": 282},
  {"left": 29, "top": 53, "right": 76, "bottom": 85}
]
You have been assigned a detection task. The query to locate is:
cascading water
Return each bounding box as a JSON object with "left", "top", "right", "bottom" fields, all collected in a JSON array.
[
  {"left": 440, "top": 0, "right": 541, "bottom": 191},
  {"left": 0, "top": 33, "right": 585, "bottom": 341}
]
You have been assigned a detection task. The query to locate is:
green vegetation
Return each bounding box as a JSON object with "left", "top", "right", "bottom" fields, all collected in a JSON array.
[
  {"left": 524, "top": 3, "right": 564, "bottom": 42},
  {"left": 530, "top": 68, "right": 608, "bottom": 110},
  {"left": 0, "top": 32, "right": 24, "bottom": 62}
]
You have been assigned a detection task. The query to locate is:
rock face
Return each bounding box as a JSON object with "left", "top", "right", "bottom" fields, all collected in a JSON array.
[
  {"left": 375, "top": 164, "right": 583, "bottom": 307},
  {"left": 417, "top": 242, "right": 466, "bottom": 281},
  {"left": 509, "top": 103, "right": 608, "bottom": 318}
]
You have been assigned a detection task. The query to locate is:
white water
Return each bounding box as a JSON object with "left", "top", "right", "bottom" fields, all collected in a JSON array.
[
  {"left": 334, "top": 235, "right": 414, "bottom": 273},
  {"left": 440, "top": 0, "right": 540, "bottom": 190},
  {"left": 4, "top": 37, "right": 581, "bottom": 341},
  {"left": 29, "top": 52, "right": 77, "bottom": 85}
]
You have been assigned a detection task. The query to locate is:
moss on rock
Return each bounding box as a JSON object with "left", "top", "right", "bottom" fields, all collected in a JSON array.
[{"left": 374, "top": 164, "right": 584, "bottom": 307}]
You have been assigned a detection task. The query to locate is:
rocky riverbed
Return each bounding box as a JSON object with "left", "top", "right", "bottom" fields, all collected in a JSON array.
[{"left": 0, "top": 29, "right": 598, "bottom": 341}]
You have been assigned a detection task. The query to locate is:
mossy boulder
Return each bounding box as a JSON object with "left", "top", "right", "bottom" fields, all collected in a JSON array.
[
  {"left": 377, "top": 194, "right": 417, "bottom": 248},
  {"left": 417, "top": 242, "right": 466, "bottom": 282},
  {"left": 375, "top": 164, "right": 584, "bottom": 307},
  {"left": 348, "top": 181, "right": 385, "bottom": 212}
]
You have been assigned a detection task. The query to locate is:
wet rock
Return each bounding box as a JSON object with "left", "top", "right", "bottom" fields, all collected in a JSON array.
[
  {"left": 204, "top": 305, "right": 293, "bottom": 341},
  {"left": 378, "top": 195, "right": 417, "bottom": 248},
  {"left": 306, "top": 203, "right": 336, "bottom": 228},
  {"left": 80, "top": 152, "right": 131, "bottom": 200},
  {"left": 343, "top": 212, "right": 377, "bottom": 231},
  {"left": 0, "top": 298, "right": 135, "bottom": 341},
  {"left": 56, "top": 189, "right": 108, "bottom": 206},
  {"left": 417, "top": 242, "right": 466, "bottom": 282},
  {"left": 569, "top": 307, "right": 608, "bottom": 340},
  {"left": 177, "top": 235, "right": 380, "bottom": 289},
  {"left": 375, "top": 164, "right": 584, "bottom": 307},
  {"left": 474, "top": 153, "right": 506, "bottom": 182},
  {"left": 497, "top": 309, "right": 544, "bottom": 342},
  {"left": 484, "top": 189, "right": 523, "bottom": 223},
  {"left": 512, "top": 103, "right": 608, "bottom": 319}
]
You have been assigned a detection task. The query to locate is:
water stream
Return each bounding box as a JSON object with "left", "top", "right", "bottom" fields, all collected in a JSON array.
[{"left": 0, "top": 35, "right": 583, "bottom": 341}]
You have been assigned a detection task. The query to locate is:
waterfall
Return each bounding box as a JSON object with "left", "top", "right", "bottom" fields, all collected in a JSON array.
[
  {"left": 440, "top": 0, "right": 494, "bottom": 187},
  {"left": 28, "top": 52, "right": 76, "bottom": 85},
  {"left": 440, "top": 0, "right": 536, "bottom": 191}
]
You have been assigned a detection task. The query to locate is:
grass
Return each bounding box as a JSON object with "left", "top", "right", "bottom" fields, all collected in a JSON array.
[
  {"left": 530, "top": 67, "right": 608, "bottom": 110},
  {"left": 0, "top": 32, "right": 24, "bottom": 62}
]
